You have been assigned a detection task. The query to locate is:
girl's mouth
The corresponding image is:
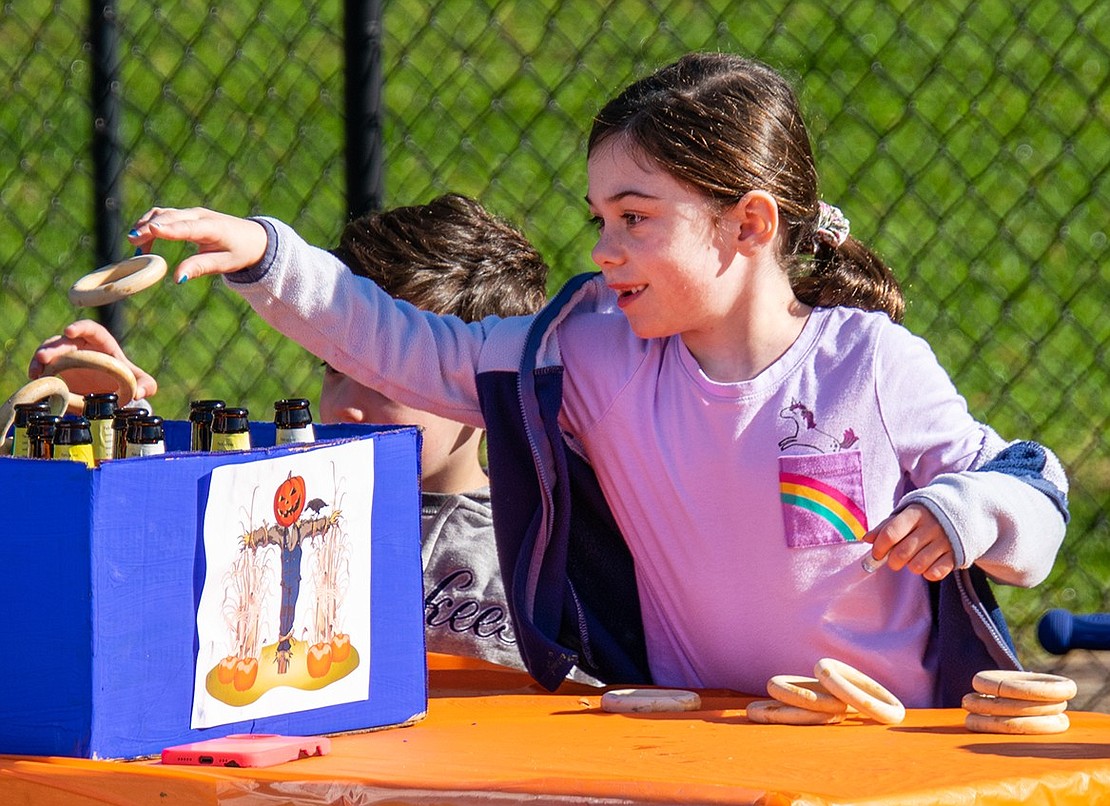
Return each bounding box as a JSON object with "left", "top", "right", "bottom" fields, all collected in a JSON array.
[{"left": 614, "top": 284, "right": 646, "bottom": 308}]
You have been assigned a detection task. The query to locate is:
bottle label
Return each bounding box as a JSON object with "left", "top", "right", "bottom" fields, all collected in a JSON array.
[
  {"left": 211, "top": 431, "right": 251, "bottom": 452},
  {"left": 275, "top": 424, "right": 315, "bottom": 445},
  {"left": 125, "top": 442, "right": 166, "bottom": 458},
  {"left": 13, "top": 426, "right": 31, "bottom": 458},
  {"left": 55, "top": 443, "right": 96, "bottom": 468},
  {"left": 90, "top": 420, "right": 115, "bottom": 463}
]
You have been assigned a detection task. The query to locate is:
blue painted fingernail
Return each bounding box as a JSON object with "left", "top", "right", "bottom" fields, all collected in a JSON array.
[
  {"left": 177, "top": 274, "right": 188, "bottom": 284},
  {"left": 128, "top": 229, "right": 139, "bottom": 238},
  {"left": 134, "top": 246, "right": 143, "bottom": 256}
]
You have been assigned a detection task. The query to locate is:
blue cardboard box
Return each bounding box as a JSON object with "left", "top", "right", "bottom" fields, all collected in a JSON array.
[{"left": 0, "top": 421, "right": 426, "bottom": 758}]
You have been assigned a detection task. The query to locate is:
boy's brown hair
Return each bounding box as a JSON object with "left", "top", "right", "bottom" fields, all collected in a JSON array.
[{"left": 332, "top": 194, "right": 548, "bottom": 321}]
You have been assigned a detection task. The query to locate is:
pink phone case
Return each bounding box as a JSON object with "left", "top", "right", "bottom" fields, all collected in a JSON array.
[{"left": 161, "top": 733, "right": 331, "bottom": 767}]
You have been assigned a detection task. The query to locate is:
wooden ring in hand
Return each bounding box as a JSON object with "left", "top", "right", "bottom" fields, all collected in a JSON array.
[
  {"left": 40, "top": 349, "right": 138, "bottom": 413},
  {"left": 813, "top": 658, "right": 906, "bottom": 725},
  {"left": 69, "top": 254, "right": 168, "bottom": 307},
  {"left": 766, "top": 675, "right": 848, "bottom": 715},
  {"left": 0, "top": 376, "right": 70, "bottom": 449},
  {"left": 971, "top": 670, "right": 1077, "bottom": 703}
]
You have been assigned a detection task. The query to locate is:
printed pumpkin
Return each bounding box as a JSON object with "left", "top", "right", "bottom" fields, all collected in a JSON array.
[{"left": 274, "top": 473, "right": 306, "bottom": 527}]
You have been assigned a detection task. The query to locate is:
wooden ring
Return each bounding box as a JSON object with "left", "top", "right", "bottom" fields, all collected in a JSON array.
[
  {"left": 965, "top": 711, "right": 1070, "bottom": 735},
  {"left": 0, "top": 376, "right": 71, "bottom": 448},
  {"left": 813, "top": 658, "right": 906, "bottom": 725},
  {"left": 39, "top": 350, "right": 137, "bottom": 413},
  {"left": 972, "top": 670, "right": 1077, "bottom": 703},
  {"left": 745, "top": 699, "right": 845, "bottom": 725},
  {"left": 600, "top": 688, "right": 702, "bottom": 713},
  {"left": 69, "top": 254, "right": 168, "bottom": 307},
  {"left": 962, "top": 692, "right": 1067, "bottom": 717},
  {"left": 766, "top": 675, "right": 848, "bottom": 715}
]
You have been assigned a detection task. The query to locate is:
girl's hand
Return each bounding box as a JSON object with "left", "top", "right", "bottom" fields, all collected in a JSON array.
[
  {"left": 863, "top": 504, "right": 956, "bottom": 581},
  {"left": 127, "top": 206, "right": 268, "bottom": 283},
  {"left": 28, "top": 319, "right": 159, "bottom": 400}
]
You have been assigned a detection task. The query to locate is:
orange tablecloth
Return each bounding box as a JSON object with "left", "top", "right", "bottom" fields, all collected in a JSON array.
[{"left": 2, "top": 654, "right": 1108, "bottom": 805}]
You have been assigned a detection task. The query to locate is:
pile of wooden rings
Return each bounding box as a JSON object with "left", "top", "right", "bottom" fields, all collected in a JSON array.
[
  {"left": 963, "top": 670, "right": 1076, "bottom": 735},
  {"left": 746, "top": 658, "right": 906, "bottom": 726}
]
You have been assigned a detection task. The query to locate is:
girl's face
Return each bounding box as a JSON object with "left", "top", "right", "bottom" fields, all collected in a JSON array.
[{"left": 586, "top": 138, "right": 742, "bottom": 341}]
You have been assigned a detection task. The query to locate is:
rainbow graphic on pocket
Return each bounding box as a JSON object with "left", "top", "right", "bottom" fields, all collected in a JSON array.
[{"left": 780, "top": 471, "right": 868, "bottom": 545}]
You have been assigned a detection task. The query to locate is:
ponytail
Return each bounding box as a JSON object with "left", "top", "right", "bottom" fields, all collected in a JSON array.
[{"left": 791, "top": 236, "right": 905, "bottom": 323}]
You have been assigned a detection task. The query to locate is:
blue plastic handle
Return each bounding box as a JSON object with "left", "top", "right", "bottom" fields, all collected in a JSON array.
[{"left": 1037, "top": 608, "right": 1110, "bottom": 654}]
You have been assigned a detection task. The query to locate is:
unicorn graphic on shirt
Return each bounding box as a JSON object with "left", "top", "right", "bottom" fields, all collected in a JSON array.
[{"left": 778, "top": 400, "right": 859, "bottom": 453}]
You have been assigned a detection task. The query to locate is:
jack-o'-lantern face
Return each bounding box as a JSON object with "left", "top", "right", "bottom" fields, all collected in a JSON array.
[{"left": 274, "top": 472, "right": 306, "bottom": 527}]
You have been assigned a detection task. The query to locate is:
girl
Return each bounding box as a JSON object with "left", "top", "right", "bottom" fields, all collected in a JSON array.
[{"left": 127, "top": 53, "right": 1067, "bottom": 707}]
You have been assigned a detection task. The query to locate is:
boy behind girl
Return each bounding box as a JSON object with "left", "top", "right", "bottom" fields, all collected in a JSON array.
[{"left": 30, "top": 193, "right": 549, "bottom": 671}]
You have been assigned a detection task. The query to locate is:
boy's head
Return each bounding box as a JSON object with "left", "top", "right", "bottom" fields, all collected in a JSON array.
[
  {"left": 331, "top": 193, "right": 548, "bottom": 320},
  {"left": 323, "top": 194, "right": 548, "bottom": 494}
]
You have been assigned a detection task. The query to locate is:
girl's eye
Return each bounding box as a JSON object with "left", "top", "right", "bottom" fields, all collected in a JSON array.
[
  {"left": 622, "top": 212, "right": 644, "bottom": 226},
  {"left": 588, "top": 215, "right": 603, "bottom": 231}
]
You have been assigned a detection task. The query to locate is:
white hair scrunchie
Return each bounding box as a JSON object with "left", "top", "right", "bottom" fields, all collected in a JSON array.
[{"left": 814, "top": 201, "right": 850, "bottom": 251}]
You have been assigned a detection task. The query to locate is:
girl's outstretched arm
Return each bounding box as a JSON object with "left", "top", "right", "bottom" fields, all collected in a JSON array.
[{"left": 127, "top": 207, "right": 267, "bottom": 283}]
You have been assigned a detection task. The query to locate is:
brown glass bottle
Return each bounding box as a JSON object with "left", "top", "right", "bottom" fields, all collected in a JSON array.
[
  {"left": 53, "top": 417, "right": 96, "bottom": 467},
  {"left": 211, "top": 407, "right": 251, "bottom": 452},
  {"left": 189, "top": 399, "right": 225, "bottom": 451},
  {"left": 83, "top": 392, "right": 118, "bottom": 465},
  {"left": 125, "top": 415, "right": 166, "bottom": 457},
  {"left": 27, "top": 413, "right": 61, "bottom": 459},
  {"left": 112, "top": 407, "right": 150, "bottom": 459},
  {"left": 11, "top": 401, "right": 51, "bottom": 457},
  {"left": 274, "top": 398, "right": 315, "bottom": 445}
]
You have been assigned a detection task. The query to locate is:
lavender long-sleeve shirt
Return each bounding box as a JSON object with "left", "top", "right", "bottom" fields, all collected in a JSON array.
[{"left": 231, "top": 219, "right": 1066, "bottom": 706}]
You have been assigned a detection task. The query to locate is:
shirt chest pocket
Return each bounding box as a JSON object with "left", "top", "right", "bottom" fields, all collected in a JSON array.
[{"left": 779, "top": 451, "right": 869, "bottom": 548}]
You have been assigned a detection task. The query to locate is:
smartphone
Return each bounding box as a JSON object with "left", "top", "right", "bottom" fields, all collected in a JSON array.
[{"left": 161, "top": 733, "right": 331, "bottom": 767}]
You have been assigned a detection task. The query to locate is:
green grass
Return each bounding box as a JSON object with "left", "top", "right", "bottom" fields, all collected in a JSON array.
[{"left": 1, "top": 0, "right": 1108, "bottom": 660}]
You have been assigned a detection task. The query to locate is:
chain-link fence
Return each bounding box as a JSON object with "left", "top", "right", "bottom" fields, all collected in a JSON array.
[{"left": 2, "top": 1, "right": 1108, "bottom": 708}]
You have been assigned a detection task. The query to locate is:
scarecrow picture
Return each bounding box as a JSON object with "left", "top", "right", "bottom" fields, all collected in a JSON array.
[{"left": 191, "top": 440, "right": 374, "bottom": 729}]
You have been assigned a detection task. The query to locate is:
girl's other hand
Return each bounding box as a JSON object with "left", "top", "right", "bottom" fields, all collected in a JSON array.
[
  {"left": 863, "top": 504, "right": 956, "bottom": 581},
  {"left": 28, "top": 319, "right": 159, "bottom": 400},
  {"left": 127, "top": 206, "right": 267, "bottom": 284}
]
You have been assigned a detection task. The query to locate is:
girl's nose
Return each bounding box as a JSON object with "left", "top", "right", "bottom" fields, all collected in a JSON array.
[{"left": 591, "top": 230, "right": 621, "bottom": 268}]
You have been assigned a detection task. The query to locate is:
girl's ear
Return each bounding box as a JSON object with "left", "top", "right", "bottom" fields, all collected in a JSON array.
[{"left": 727, "top": 190, "right": 779, "bottom": 255}]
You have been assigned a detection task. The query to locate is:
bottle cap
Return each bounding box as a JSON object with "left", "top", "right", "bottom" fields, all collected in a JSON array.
[
  {"left": 54, "top": 417, "right": 93, "bottom": 446},
  {"left": 83, "top": 392, "right": 119, "bottom": 420},
  {"left": 213, "top": 407, "right": 250, "bottom": 434},
  {"left": 189, "top": 399, "right": 226, "bottom": 424},
  {"left": 274, "top": 398, "right": 314, "bottom": 428},
  {"left": 126, "top": 415, "right": 165, "bottom": 444},
  {"left": 13, "top": 401, "right": 51, "bottom": 428}
]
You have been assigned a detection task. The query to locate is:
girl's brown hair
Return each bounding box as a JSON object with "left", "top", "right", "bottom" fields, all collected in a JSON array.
[{"left": 588, "top": 52, "right": 904, "bottom": 322}]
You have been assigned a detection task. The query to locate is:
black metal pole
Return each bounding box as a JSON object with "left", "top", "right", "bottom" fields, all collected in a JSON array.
[
  {"left": 344, "top": 0, "right": 384, "bottom": 219},
  {"left": 89, "top": 0, "right": 125, "bottom": 337}
]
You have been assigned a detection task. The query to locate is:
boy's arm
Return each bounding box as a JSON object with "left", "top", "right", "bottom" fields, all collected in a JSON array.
[{"left": 28, "top": 318, "right": 159, "bottom": 401}]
